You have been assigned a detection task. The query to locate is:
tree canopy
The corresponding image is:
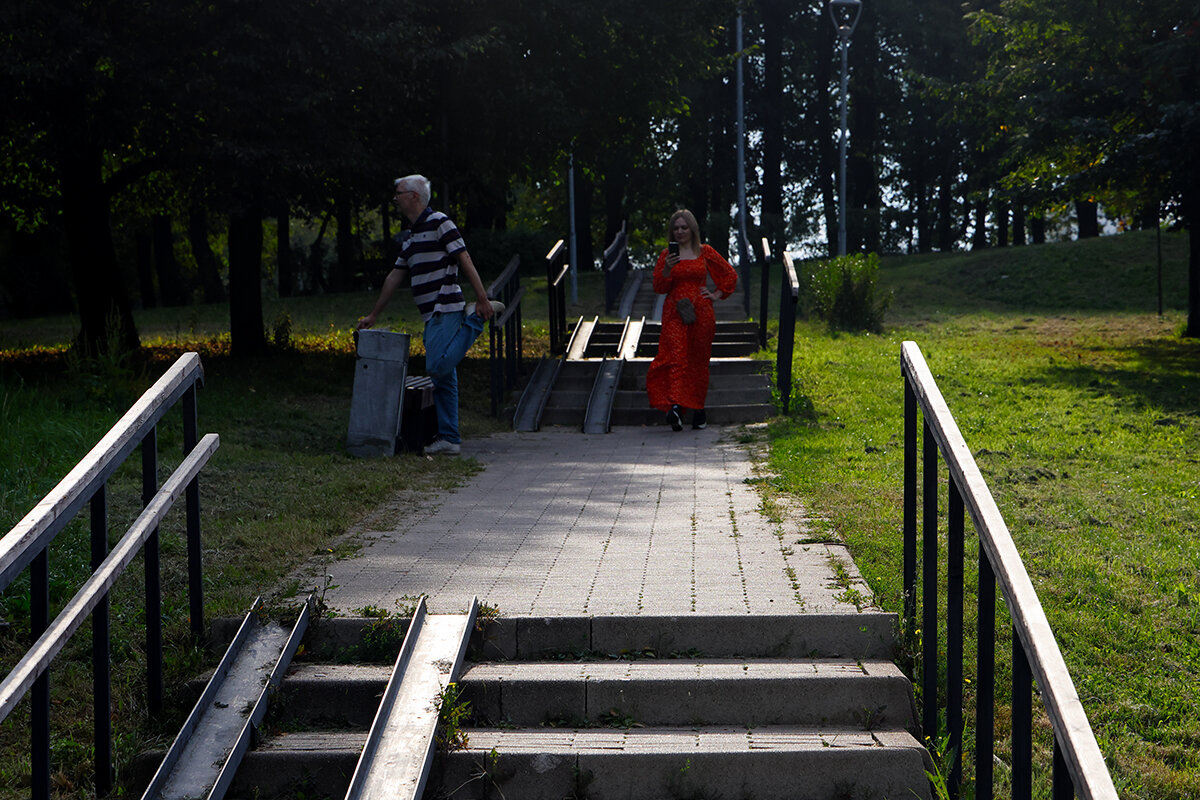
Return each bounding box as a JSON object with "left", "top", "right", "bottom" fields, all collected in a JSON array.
[{"left": 2, "top": 0, "right": 1197, "bottom": 348}]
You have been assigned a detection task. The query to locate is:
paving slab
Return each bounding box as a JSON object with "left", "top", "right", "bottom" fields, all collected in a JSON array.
[{"left": 317, "top": 426, "right": 873, "bottom": 619}]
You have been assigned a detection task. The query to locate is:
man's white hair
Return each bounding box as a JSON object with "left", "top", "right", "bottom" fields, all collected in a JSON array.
[{"left": 394, "top": 174, "right": 431, "bottom": 206}]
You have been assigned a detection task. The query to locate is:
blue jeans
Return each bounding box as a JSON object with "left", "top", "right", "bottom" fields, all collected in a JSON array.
[{"left": 423, "top": 310, "right": 486, "bottom": 444}]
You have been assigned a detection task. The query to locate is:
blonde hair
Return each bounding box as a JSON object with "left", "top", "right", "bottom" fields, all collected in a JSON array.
[{"left": 668, "top": 209, "right": 701, "bottom": 250}]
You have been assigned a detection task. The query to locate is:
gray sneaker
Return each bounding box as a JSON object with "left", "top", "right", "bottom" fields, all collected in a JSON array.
[{"left": 424, "top": 439, "right": 461, "bottom": 456}]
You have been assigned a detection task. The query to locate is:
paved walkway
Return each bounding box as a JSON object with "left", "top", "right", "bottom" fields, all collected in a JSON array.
[{"left": 318, "top": 426, "right": 871, "bottom": 618}]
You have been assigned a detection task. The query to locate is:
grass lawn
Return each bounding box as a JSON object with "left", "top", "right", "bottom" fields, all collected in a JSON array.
[
  {"left": 768, "top": 229, "right": 1199, "bottom": 799},
  {"left": 1, "top": 232, "right": 1197, "bottom": 798}
]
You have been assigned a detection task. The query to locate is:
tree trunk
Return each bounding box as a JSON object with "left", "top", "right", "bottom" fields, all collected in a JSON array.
[
  {"left": 997, "top": 202, "right": 1009, "bottom": 247},
  {"left": 136, "top": 230, "right": 157, "bottom": 309},
  {"left": 335, "top": 196, "right": 355, "bottom": 292},
  {"left": 153, "top": 214, "right": 187, "bottom": 306},
  {"left": 59, "top": 139, "right": 139, "bottom": 355},
  {"left": 814, "top": 35, "right": 836, "bottom": 258},
  {"left": 1185, "top": 187, "right": 1199, "bottom": 338},
  {"left": 228, "top": 205, "right": 265, "bottom": 357},
  {"left": 759, "top": 0, "right": 786, "bottom": 260},
  {"left": 972, "top": 197, "right": 989, "bottom": 250},
  {"left": 573, "top": 165, "right": 595, "bottom": 270},
  {"left": 848, "top": 5, "right": 880, "bottom": 254},
  {"left": 1076, "top": 199, "right": 1100, "bottom": 239},
  {"left": 1031, "top": 214, "right": 1046, "bottom": 244},
  {"left": 188, "top": 204, "right": 226, "bottom": 303},
  {"left": 602, "top": 152, "right": 630, "bottom": 247},
  {"left": 1013, "top": 204, "right": 1026, "bottom": 246},
  {"left": 277, "top": 204, "right": 293, "bottom": 298}
]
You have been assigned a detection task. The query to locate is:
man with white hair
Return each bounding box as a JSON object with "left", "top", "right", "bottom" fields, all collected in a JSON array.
[{"left": 357, "top": 174, "right": 502, "bottom": 455}]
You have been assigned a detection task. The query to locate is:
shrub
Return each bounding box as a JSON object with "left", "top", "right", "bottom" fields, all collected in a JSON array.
[{"left": 808, "top": 253, "right": 892, "bottom": 332}]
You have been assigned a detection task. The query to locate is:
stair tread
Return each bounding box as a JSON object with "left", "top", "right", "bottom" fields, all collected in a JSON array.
[
  {"left": 246, "top": 725, "right": 921, "bottom": 754},
  {"left": 283, "top": 658, "right": 903, "bottom": 683}
]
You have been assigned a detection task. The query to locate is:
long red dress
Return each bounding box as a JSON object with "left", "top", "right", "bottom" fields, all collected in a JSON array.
[{"left": 646, "top": 244, "right": 739, "bottom": 412}]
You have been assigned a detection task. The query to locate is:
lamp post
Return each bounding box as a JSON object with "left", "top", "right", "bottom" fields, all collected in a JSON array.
[{"left": 829, "top": 0, "right": 862, "bottom": 257}]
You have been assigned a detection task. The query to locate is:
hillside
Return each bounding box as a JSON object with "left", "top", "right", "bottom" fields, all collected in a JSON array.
[{"left": 879, "top": 229, "right": 1190, "bottom": 319}]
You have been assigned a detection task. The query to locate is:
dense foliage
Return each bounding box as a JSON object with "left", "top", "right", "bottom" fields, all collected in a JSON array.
[{"left": 1, "top": 0, "right": 1197, "bottom": 346}]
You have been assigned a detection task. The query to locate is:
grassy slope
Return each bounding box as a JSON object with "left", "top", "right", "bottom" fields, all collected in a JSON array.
[{"left": 769, "top": 229, "right": 1198, "bottom": 799}]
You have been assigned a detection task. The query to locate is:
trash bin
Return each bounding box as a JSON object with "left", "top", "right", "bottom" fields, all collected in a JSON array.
[{"left": 346, "top": 330, "right": 410, "bottom": 457}]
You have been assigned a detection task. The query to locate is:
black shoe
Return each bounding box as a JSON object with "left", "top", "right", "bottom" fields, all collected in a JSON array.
[
  {"left": 666, "top": 404, "right": 683, "bottom": 432},
  {"left": 691, "top": 409, "right": 707, "bottom": 430}
]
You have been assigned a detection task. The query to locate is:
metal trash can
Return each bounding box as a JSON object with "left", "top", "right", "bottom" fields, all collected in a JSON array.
[{"left": 346, "top": 330, "right": 410, "bottom": 457}]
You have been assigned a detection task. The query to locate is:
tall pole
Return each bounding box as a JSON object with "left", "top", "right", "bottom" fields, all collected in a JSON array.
[
  {"left": 837, "top": 35, "right": 849, "bottom": 257},
  {"left": 830, "top": 0, "right": 862, "bottom": 257},
  {"left": 736, "top": 12, "right": 751, "bottom": 315},
  {"left": 568, "top": 150, "right": 578, "bottom": 305}
]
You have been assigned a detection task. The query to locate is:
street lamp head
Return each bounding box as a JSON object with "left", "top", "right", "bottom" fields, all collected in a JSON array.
[{"left": 829, "top": 0, "right": 863, "bottom": 38}]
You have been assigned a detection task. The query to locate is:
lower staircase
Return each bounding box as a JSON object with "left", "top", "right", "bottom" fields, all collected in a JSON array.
[{"left": 193, "top": 614, "right": 930, "bottom": 800}]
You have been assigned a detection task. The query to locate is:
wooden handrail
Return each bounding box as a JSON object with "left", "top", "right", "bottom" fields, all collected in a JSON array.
[
  {"left": 0, "top": 353, "right": 204, "bottom": 590},
  {"left": 0, "top": 434, "right": 219, "bottom": 722},
  {"left": 901, "top": 341, "right": 1118, "bottom": 800}
]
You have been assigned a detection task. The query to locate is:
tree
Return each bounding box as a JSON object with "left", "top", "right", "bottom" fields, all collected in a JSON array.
[{"left": 969, "top": 0, "right": 1200, "bottom": 333}]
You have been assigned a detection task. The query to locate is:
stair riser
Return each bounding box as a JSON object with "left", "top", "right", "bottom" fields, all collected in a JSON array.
[
  {"left": 465, "top": 676, "right": 915, "bottom": 729},
  {"left": 608, "top": 406, "right": 774, "bottom": 426},
  {"left": 470, "top": 614, "right": 898, "bottom": 661},
  {"left": 433, "top": 747, "right": 931, "bottom": 800},
  {"left": 266, "top": 671, "right": 914, "bottom": 732}
]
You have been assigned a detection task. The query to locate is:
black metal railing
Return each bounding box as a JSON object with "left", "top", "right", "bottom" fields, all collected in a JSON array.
[
  {"left": 0, "top": 353, "right": 218, "bottom": 800},
  {"left": 902, "top": 341, "right": 1118, "bottom": 800},
  {"left": 756, "top": 236, "right": 771, "bottom": 348},
  {"left": 545, "top": 239, "right": 570, "bottom": 355},
  {"left": 487, "top": 254, "right": 526, "bottom": 417},
  {"left": 602, "top": 222, "right": 629, "bottom": 316},
  {"left": 775, "top": 251, "right": 801, "bottom": 413}
]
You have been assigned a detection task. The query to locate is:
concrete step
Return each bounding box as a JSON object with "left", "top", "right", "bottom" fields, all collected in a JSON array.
[
  {"left": 227, "top": 727, "right": 930, "bottom": 800},
  {"left": 433, "top": 727, "right": 930, "bottom": 800},
  {"left": 270, "top": 659, "right": 915, "bottom": 731},
  {"left": 461, "top": 659, "right": 916, "bottom": 729}
]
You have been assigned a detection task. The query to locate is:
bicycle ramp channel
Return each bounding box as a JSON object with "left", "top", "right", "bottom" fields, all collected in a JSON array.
[{"left": 140, "top": 598, "right": 479, "bottom": 800}]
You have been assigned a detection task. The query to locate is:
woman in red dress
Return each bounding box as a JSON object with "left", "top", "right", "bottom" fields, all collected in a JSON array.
[{"left": 646, "top": 209, "right": 739, "bottom": 431}]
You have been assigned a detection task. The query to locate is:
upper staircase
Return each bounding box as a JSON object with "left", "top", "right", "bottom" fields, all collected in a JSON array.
[{"left": 518, "top": 269, "right": 776, "bottom": 432}]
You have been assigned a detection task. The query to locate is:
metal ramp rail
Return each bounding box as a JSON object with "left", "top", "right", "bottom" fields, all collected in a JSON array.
[
  {"left": 513, "top": 315, "right": 588, "bottom": 431},
  {"left": 141, "top": 597, "right": 312, "bottom": 800},
  {"left": 344, "top": 596, "right": 478, "bottom": 800},
  {"left": 582, "top": 317, "right": 645, "bottom": 434}
]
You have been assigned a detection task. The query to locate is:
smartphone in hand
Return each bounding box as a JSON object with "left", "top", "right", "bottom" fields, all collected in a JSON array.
[{"left": 668, "top": 241, "right": 680, "bottom": 257}]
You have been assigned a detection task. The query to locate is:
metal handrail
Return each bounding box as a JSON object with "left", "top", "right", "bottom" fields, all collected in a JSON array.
[
  {"left": 776, "top": 252, "right": 801, "bottom": 413},
  {"left": 546, "top": 239, "right": 569, "bottom": 355},
  {"left": 901, "top": 341, "right": 1118, "bottom": 800},
  {"left": 602, "top": 222, "right": 629, "bottom": 315},
  {"left": 0, "top": 352, "right": 215, "bottom": 800},
  {"left": 756, "top": 237, "right": 771, "bottom": 348},
  {"left": 487, "top": 254, "right": 525, "bottom": 417}
]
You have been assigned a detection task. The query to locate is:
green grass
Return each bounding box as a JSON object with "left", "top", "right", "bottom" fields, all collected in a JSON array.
[
  {"left": 768, "top": 229, "right": 1199, "bottom": 799},
  {"left": 1, "top": 232, "right": 1196, "bottom": 798}
]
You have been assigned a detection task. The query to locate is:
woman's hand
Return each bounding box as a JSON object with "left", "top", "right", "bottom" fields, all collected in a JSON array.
[{"left": 700, "top": 287, "right": 721, "bottom": 301}]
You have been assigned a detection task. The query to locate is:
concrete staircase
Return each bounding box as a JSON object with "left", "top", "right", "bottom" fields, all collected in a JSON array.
[
  {"left": 212, "top": 615, "right": 931, "bottom": 800},
  {"left": 533, "top": 319, "right": 774, "bottom": 431}
]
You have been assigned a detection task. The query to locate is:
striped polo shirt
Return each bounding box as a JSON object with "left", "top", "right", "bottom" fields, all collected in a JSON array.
[{"left": 398, "top": 207, "right": 467, "bottom": 322}]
